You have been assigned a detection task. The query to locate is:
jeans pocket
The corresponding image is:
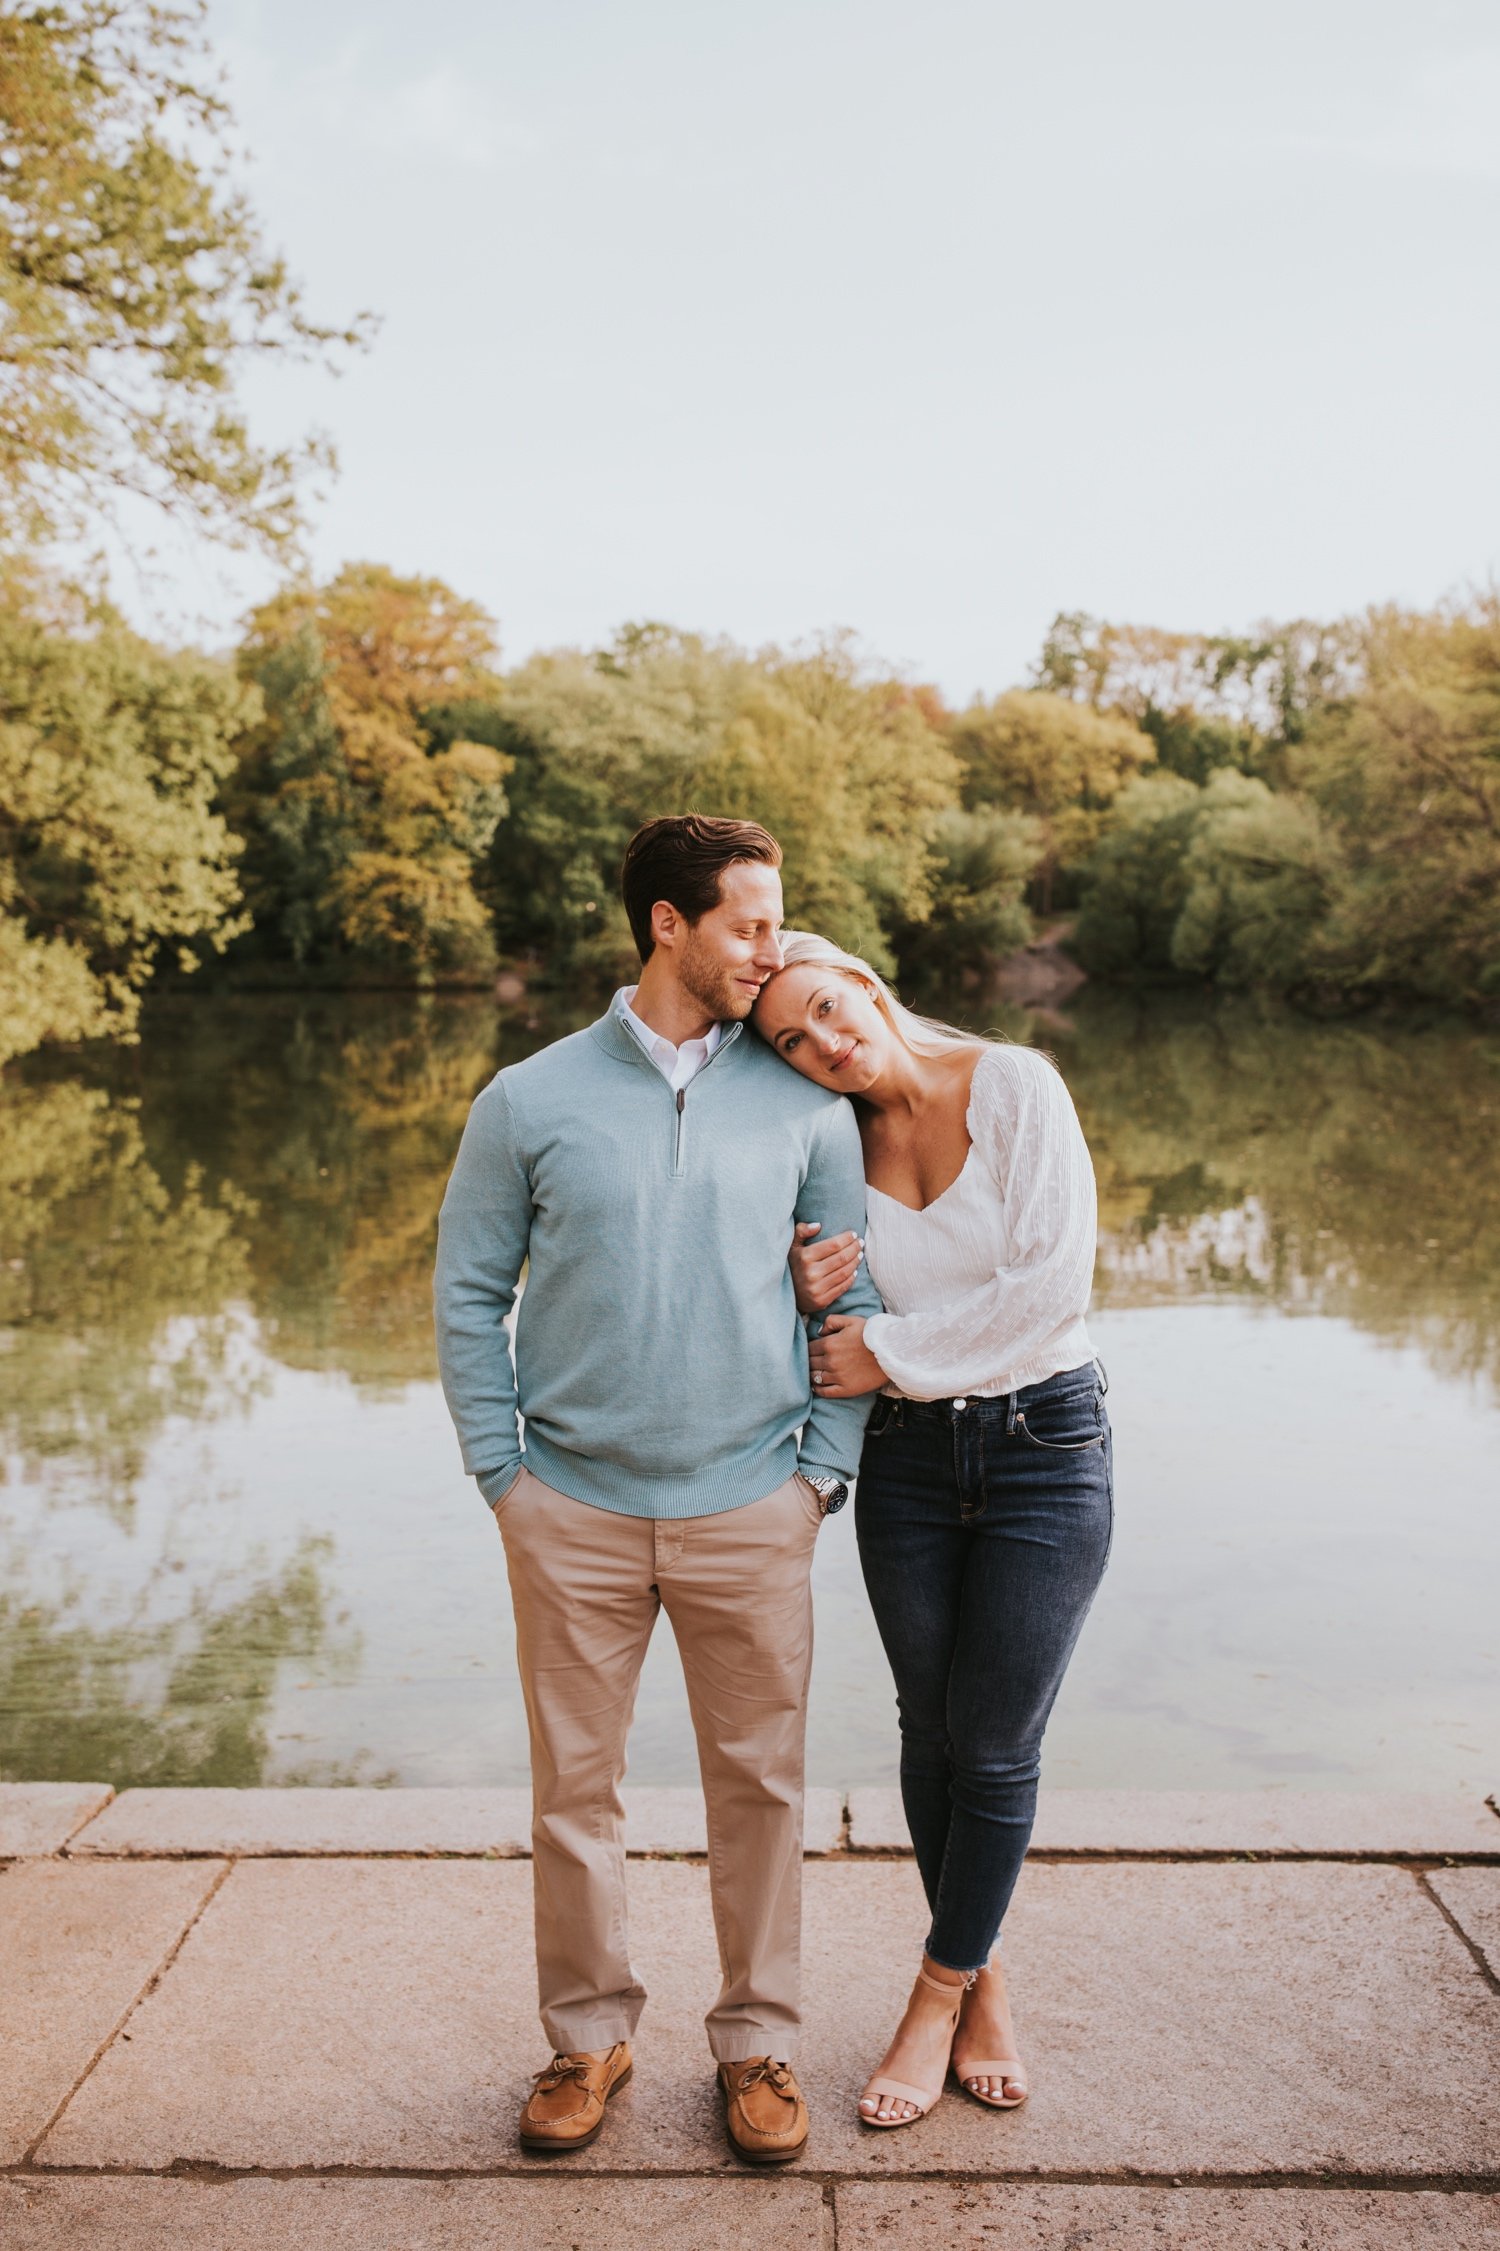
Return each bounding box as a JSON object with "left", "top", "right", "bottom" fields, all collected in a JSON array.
[
  {"left": 866, "top": 1396, "right": 900, "bottom": 1440},
  {"left": 1013, "top": 1387, "right": 1105, "bottom": 1452}
]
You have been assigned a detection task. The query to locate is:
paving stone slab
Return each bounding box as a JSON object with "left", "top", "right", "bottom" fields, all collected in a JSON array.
[
  {"left": 1429, "top": 1869, "right": 1500, "bottom": 1983},
  {"left": 66, "top": 1785, "right": 844, "bottom": 1858},
  {"left": 36, "top": 1857, "right": 722, "bottom": 2171},
  {"left": 0, "top": 2178, "right": 828, "bottom": 2250},
  {"left": 848, "top": 1787, "right": 1500, "bottom": 1857},
  {"left": 36, "top": 1857, "right": 1499, "bottom": 2177},
  {"left": 0, "top": 1859, "right": 222, "bottom": 2164},
  {"left": 803, "top": 1859, "right": 1498, "bottom": 2176},
  {"left": 0, "top": 1782, "right": 114, "bottom": 1858},
  {"left": 836, "top": 2185, "right": 1500, "bottom": 2249}
]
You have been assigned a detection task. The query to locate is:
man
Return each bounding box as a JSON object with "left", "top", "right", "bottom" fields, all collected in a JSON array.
[{"left": 434, "top": 813, "right": 879, "bottom": 2165}]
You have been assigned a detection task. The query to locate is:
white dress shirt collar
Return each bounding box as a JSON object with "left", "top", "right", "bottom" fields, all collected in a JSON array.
[{"left": 615, "top": 986, "right": 723, "bottom": 1093}]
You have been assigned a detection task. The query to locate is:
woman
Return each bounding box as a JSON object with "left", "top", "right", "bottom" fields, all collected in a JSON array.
[{"left": 754, "top": 933, "right": 1112, "bottom": 2129}]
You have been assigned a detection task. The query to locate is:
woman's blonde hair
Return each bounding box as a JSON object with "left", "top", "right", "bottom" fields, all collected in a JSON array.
[{"left": 761, "top": 930, "right": 981, "bottom": 1057}]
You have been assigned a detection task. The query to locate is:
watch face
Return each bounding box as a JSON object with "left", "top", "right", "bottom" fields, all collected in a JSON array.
[{"left": 822, "top": 1487, "right": 848, "bottom": 1514}]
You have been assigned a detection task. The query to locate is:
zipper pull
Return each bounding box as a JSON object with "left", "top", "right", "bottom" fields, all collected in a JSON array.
[{"left": 676, "top": 1088, "right": 685, "bottom": 1115}]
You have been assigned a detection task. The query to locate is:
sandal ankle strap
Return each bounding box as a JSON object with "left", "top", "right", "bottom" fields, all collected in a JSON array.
[{"left": 916, "top": 1963, "right": 976, "bottom": 2001}]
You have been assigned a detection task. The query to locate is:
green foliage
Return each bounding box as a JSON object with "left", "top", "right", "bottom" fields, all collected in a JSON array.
[
  {"left": 0, "top": 587, "right": 254, "bottom": 1064},
  {"left": 1171, "top": 773, "right": 1337, "bottom": 989},
  {"left": 5, "top": 558, "right": 1497, "bottom": 1053},
  {"left": 1139, "top": 705, "right": 1266, "bottom": 788},
  {"left": 1060, "top": 596, "right": 1500, "bottom": 1006},
  {"left": 952, "top": 687, "right": 1154, "bottom": 911},
  {"left": 487, "top": 631, "right": 740, "bottom": 976},
  {"left": 1291, "top": 601, "right": 1500, "bottom": 1006},
  {"left": 1071, "top": 771, "right": 1337, "bottom": 991},
  {"left": 1069, "top": 773, "right": 1203, "bottom": 978},
  {"left": 488, "top": 628, "right": 962, "bottom": 980},
  {"left": 0, "top": 0, "right": 369, "bottom": 557},
  {"left": 228, "top": 565, "right": 511, "bottom": 981},
  {"left": 888, "top": 805, "right": 1040, "bottom": 979}
]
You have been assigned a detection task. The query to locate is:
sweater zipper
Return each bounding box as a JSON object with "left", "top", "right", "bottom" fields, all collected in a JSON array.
[{"left": 668, "top": 1022, "right": 742, "bottom": 1177}]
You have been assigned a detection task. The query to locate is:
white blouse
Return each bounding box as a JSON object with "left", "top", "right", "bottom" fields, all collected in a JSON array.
[{"left": 861, "top": 1044, "right": 1097, "bottom": 1401}]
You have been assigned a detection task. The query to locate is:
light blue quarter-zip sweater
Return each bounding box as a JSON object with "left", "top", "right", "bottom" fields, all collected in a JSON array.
[{"left": 433, "top": 1004, "right": 881, "bottom": 1517}]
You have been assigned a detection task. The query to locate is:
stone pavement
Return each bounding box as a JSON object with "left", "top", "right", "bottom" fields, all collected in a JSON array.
[{"left": 2, "top": 1785, "right": 1497, "bottom": 2249}]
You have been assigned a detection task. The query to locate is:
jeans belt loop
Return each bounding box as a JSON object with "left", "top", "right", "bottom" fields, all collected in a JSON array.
[{"left": 1005, "top": 1386, "right": 1019, "bottom": 1436}]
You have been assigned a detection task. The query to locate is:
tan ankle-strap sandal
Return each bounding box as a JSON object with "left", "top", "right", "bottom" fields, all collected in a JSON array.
[
  {"left": 951, "top": 1961, "right": 1029, "bottom": 2109},
  {"left": 857, "top": 1964, "right": 970, "bottom": 2129},
  {"left": 952, "top": 2053, "right": 1029, "bottom": 2108}
]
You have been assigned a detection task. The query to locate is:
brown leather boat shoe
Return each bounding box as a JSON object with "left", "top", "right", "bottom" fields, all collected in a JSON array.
[
  {"left": 718, "top": 2056, "right": 809, "bottom": 2165},
  {"left": 519, "top": 2042, "right": 633, "bottom": 2153}
]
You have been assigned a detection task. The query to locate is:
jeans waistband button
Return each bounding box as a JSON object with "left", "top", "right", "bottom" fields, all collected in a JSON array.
[{"left": 953, "top": 1397, "right": 967, "bottom": 1411}]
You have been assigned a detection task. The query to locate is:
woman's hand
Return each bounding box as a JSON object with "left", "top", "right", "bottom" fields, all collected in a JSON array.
[
  {"left": 809, "top": 1314, "right": 888, "bottom": 1399},
  {"left": 790, "top": 1221, "right": 863, "bottom": 1315}
]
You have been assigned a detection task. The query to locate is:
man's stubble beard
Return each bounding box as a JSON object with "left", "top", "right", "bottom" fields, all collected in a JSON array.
[{"left": 677, "top": 925, "right": 752, "bottom": 1023}]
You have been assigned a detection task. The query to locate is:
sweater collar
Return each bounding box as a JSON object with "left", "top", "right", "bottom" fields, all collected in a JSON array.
[{"left": 589, "top": 1006, "right": 744, "bottom": 1072}]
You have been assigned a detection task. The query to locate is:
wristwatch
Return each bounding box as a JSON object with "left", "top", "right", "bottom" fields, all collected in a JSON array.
[{"left": 799, "top": 1470, "right": 849, "bottom": 1517}]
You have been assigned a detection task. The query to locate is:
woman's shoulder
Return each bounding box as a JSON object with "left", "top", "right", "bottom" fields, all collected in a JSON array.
[{"left": 967, "top": 1039, "right": 1062, "bottom": 1111}]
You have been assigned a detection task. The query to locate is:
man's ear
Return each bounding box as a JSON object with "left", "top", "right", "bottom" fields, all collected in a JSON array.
[{"left": 650, "top": 898, "right": 682, "bottom": 952}]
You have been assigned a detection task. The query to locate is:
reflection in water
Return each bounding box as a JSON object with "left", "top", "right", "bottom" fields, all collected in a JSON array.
[
  {"left": 0, "top": 1082, "right": 260, "bottom": 1506},
  {"left": 1, "top": 988, "right": 1496, "bottom": 1790},
  {"left": 0, "top": 1533, "right": 362, "bottom": 1786},
  {"left": 94, "top": 994, "right": 509, "bottom": 1387},
  {"left": 1060, "top": 993, "right": 1500, "bottom": 1392}
]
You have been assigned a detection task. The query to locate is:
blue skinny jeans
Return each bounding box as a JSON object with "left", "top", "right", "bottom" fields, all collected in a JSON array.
[{"left": 855, "top": 1363, "right": 1113, "bottom": 1973}]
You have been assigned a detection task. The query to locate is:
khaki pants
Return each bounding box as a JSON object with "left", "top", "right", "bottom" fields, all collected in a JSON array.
[{"left": 497, "top": 1466, "right": 823, "bottom": 2061}]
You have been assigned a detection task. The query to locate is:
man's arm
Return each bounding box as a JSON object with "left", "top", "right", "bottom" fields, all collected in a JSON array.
[
  {"left": 795, "top": 1097, "right": 882, "bottom": 1481},
  {"left": 433, "top": 1076, "right": 532, "bottom": 1507}
]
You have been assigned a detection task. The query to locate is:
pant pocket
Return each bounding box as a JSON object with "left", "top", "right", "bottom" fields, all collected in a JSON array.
[
  {"left": 794, "top": 1473, "right": 827, "bottom": 1530},
  {"left": 1012, "top": 1385, "right": 1105, "bottom": 1452},
  {"left": 490, "top": 1466, "right": 527, "bottom": 1520}
]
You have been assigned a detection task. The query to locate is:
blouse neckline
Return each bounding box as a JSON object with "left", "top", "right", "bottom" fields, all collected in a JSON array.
[
  {"left": 866, "top": 1144, "right": 978, "bottom": 1218},
  {"left": 862, "top": 1050, "right": 992, "bottom": 1217}
]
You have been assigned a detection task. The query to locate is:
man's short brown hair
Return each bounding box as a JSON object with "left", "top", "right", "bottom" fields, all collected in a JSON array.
[{"left": 620, "top": 814, "right": 783, "bottom": 962}]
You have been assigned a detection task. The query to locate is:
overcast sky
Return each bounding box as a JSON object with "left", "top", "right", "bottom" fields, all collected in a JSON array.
[{"left": 148, "top": 0, "right": 1500, "bottom": 699}]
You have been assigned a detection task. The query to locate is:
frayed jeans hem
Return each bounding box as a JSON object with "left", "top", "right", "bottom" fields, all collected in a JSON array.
[{"left": 923, "top": 1939, "right": 999, "bottom": 1977}]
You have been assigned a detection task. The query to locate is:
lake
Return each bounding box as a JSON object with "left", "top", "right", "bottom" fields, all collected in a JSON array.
[{"left": 2, "top": 987, "right": 1496, "bottom": 1796}]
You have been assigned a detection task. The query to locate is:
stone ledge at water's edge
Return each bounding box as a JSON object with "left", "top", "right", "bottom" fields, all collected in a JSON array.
[{"left": 2, "top": 1781, "right": 1497, "bottom": 1861}]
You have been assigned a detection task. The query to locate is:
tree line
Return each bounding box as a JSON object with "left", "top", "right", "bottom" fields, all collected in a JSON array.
[{"left": 2, "top": 560, "right": 1498, "bottom": 1065}]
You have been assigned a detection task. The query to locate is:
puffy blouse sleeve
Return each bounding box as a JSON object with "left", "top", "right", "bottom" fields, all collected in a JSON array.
[{"left": 861, "top": 1045, "right": 1097, "bottom": 1400}]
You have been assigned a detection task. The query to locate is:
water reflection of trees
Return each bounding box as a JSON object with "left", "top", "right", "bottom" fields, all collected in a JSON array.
[
  {"left": 0, "top": 1081, "right": 260, "bottom": 1504},
  {"left": 3, "top": 990, "right": 1497, "bottom": 1497},
  {"left": 1055, "top": 994, "right": 1500, "bottom": 1390},
  {"left": 0, "top": 997, "right": 506, "bottom": 1492},
  {"left": 139, "top": 994, "right": 507, "bottom": 1386},
  {"left": 0, "top": 1534, "right": 365, "bottom": 1787}
]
